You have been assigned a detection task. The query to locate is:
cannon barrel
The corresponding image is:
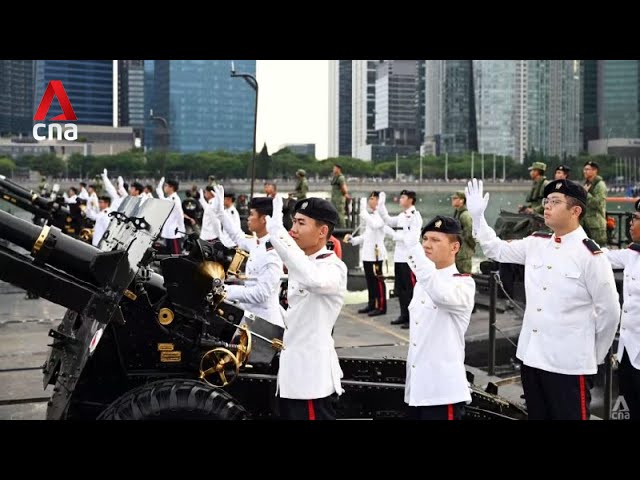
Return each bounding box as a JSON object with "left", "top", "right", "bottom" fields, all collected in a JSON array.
[
  {"left": 0, "top": 175, "right": 64, "bottom": 212},
  {"left": 0, "top": 209, "right": 100, "bottom": 283}
]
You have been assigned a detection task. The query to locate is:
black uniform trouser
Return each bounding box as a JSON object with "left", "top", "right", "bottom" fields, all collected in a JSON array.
[
  {"left": 164, "top": 237, "right": 183, "bottom": 255},
  {"left": 408, "top": 402, "right": 465, "bottom": 420},
  {"left": 521, "top": 364, "right": 593, "bottom": 420},
  {"left": 394, "top": 262, "right": 415, "bottom": 321},
  {"left": 619, "top": 350, "right": 640, "bottom": 421},
  {"left": 278, "top": 395, "right": 336, "bottom": 420},
  {"left": 364, "top": 261, "right": 386, "bottom": 313}
]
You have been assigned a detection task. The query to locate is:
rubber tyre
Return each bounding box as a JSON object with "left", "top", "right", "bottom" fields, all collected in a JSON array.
[{"left": 97, "top": 378, "right": 248, "bottom": 420}]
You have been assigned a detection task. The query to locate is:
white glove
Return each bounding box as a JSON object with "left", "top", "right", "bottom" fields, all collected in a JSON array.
[
  {"left": 102, "top": 168, "right": 108, "bottom": 179},
  {"left": 377, "top": 191, "right": 389, "bottom": 217},
  {"left": 212, "top": 185, "right": 225, "bottom": 217},
  {"left": 157, "top": 176, "right": 165, "bottom": 189},
  {"left": 199, "top": 188, "right": 204, "bottom": 199},
  {"left": 465, "top": 179, "right": 490, "bottom": 219},
  {"left": 266, "top": 195, "right": 284, "bottom": 234},
  {"left": 117, "top": 176, "right": 124, "bottom": 189},
  {"left": 359, "top": 197, "right": 368, "bottom": 213},
  {"left": 399, "top": 224, "right": 421, "bottom": 248}
]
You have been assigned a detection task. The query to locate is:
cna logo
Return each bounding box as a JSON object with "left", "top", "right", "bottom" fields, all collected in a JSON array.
[
  {"left": 611, "top": 395, "right": 630, "bottom": 420},
  {"left": 32, "top": 80, "right": 78, "bottom": 141}
]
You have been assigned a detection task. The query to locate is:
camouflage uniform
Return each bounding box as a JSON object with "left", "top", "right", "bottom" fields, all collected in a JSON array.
[
  {"left": 331, "top": 173, "right": 347, "bottom": 228},
  {"left": 526, "top": 176, "right": 550, "bottom": 214},
  {"left": 454, "top": 205, "right": 475, "bottom": 274},
  {"left": 294, "top": 176, "right": 308, "bottom": 200},
  {"left": 581, "top": 175, "right": 608, "bottom": 246}
]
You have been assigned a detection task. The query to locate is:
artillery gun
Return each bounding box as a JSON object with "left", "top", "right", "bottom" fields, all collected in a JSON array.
[
  {"left": 0, "top": 197, "right": 527, "bottom": 420},
  {"left": 0, "top": 175, "right": 90, "bottom": 239}
]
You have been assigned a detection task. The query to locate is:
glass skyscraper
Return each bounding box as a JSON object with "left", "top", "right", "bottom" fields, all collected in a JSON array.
[
  {"left": 34, "top": 60, "right": 113, "bottom": 125},
  {"left": 598, "top": 60, "right": 640, "bottom": 139},
  {"left": 149, "top": 60, "right": 255, "bottom": 153},
  {"left": 0, "top": 60, "right": 35, "bottom": 136}
]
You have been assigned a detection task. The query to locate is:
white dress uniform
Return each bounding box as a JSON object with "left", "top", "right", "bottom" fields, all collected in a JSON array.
[
  {"left": 220, "top": 205, "right": 241, "bottom": 248},
  {"left": 475, "top": 220, "right": 620, "bottom": 374},
  {"left": 404, "top": 244, "right": 475, "bottom": 406},
  {"left": 101, "top": 175, "right": 125, "bottom": 211},
  {"left": 78, "top": 187, "right": 89, "bottom": 201},
  {"left": 350, "top": 209, "right": 388, "bottom": 262},
  {"left": 379, "top": 207, "right": 423, "bottom": 263},
  {"left": 604, "top": 245, "right": 640, "bottom": 369},
  {"left": 91, "top": 208, "right": 111, "bottom": 247},
  {"left": 198, "top": 196, "right": 222, "bottom": 242},
  {"left": 160, "top": 192, "right": 185, "bottom": 240},
  {"left": 269, "top": 231, "right": 347, "bottom": 400},
  {"left": 219, "top": 214, "right": 284, "bottom": 328}
]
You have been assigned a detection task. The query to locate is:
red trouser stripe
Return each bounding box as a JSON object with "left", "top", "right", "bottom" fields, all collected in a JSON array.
[
  {"left": 410, "top": 271, "right": 416, "bottom": 287},
  {"left": 172, "top": 238, "right": 180, "bottom": 254},
  {"left": 579, "top": 375, "right": 587, "bottom": 420},
  {"left": 307, "top": 400, "right": 316, "bottom": 420},
  {"left": 447, "top": 404, "right": 454, "bottom": 420},
  {"left": 377, "top": 277, "right": 385, "bottom": 311}
]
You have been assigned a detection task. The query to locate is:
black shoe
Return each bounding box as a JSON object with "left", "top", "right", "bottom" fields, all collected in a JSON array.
[
  {"left": 390, "top": 317, "right": 408, "bottom": 325},
  {"left": 358, "top": 306, "right": 374, "bottom": 314},
  {"left": 400, "top": 323, "right": 410, "bottom": 329},
  {"left": 368, "top": 310, "right": 386, "bottom": 317}
]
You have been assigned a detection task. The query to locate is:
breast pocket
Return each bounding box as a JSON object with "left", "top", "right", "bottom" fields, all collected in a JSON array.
[{"left": 556, "top": 270, "right": 583, "bottom": 300}]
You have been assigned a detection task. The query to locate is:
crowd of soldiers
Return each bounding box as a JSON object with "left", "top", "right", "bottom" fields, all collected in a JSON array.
[{"left": 38, "top": 159, "right": 639, "bottom": 421}]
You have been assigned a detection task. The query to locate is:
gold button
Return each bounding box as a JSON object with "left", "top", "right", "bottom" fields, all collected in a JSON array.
[
  {"left": 533, "top": 329, "right": 538, "bottom": 333},
  {"left": 537, "top": 308, "right": 542, "bottom": 312},
  {"left": 415, "top": 322, "right": 418, "bottom": 325},
  {"left": 433, "top": 306, "right": 437, "bottom": 309},
  {"left": 421, "top": 300, "right": 425, "bottom": 304},
  {"left": 413, "top": 342, "right": 417, "bottom": 346},
  {"left": 412, "top": 364, "right": 415, "bottom": 368},
  {"left": 624, "top": 310, "right": 628, "bottom": 313},
  {"left": 409, "top": 256, "right": 413, "bottom": 259},
  {"left": 543, "top": 287, "right": 547, "bottom": 290},
  {"left": 547, "top": 266, "right": 552, "bottom": 269}
]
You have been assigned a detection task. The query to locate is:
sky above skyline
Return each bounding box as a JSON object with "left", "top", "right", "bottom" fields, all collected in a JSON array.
[{"left": 256, "top": 60, "right": 329, "bottom": 159}]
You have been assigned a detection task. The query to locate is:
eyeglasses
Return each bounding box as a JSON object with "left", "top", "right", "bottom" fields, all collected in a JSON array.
[{"left": 542, "top": 198, "right": 569, "bottom": 207}]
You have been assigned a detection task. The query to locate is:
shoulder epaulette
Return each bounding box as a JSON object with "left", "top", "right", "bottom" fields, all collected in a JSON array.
[
  {"left": 583, "top": 238, "right": 603, "bottom": 255},
  {"left": 265, "top": 241, "right": 274, "bottom": 251},
  {"left": 531, "top": 231, "right": 552, "bottom": 238},
  {"left": 316, "top": 252, "right": 334, "bottom": 260},
  {"left": 453, "top": 273, "right": 472, "bottom": 277},
  {"left": 628, "top": 243, "right": 640, "bottom": 253}
]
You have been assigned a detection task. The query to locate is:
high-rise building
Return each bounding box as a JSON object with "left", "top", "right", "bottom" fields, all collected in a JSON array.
[
  {"left": 351, "top": 60, "right": 379, "bottom": 160},
  {"left": 149, "top": 60, "right": 256, "bottom": 153},
  {"left": 597, "top": 60, "right": 640, "bottom": 139},
  {"left": 0, "top": 60, "right": 34, "bottom": 136},
  {"left": 425, "top": 60, "right": 477, "bottom": 155},
  {"left": 34, "top": 60, "right": 113, "bottom": 126},
  {"left": 582, "top": 60, "right": 598, "bottom": 151},
  {"left": 328, "top": 60, "right": 352, "bottom": 158},
  {"left": 118, "top": 60, "right": 145, "bottom": 144},
  {"left": 374, "top": 60, "right": 419, "bottom": 148}
]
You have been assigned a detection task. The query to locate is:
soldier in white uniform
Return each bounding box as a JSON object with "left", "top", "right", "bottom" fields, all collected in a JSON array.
[
  {"left": 156, "top": 178, "right": 185, "bottom": 254},
  {"left": 86, "top": 195, "right": 111, "bottom": 247},
  {"left": 466, "top": 178, "right": 620, "bottom": 420},
  {"left": 198, "top": 186, "right": 222, "bottom": 242},
  {"left": 266, "top": 196, "right": 347, "bottom": 420},
  {"left": 602, "top": 202, "right": 640, "bottom": 420},
  {"left": 401, "top": 215, "right": 475, "bottom": 420},
  {"left": 219, "top": 191, "right": 241, "bottom": 248},
  {"left": 210, "top": 185, "right": 284, "bottom": 328},
  {"left": 344, "top": 192, "right": 389, "bottom": 317},
  {"left": 378, "top": 190, "right": 423, "bottom": 328}
]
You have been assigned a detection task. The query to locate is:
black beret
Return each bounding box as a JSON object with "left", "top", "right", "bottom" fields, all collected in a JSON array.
[
  {"left": 421, "top": 215, "right": 461, "bottom": 237},
  {"left": 294, "top": 197, "right": 338, "bottom": 226},
  {"left": 543, "top": 179, "right": 587, "bottom": 204},
  {"left": 400, "top": 190, "right": 417, "bottom": 202},
  {"left": 584, "top": 160, "right": 599, "bottom": 170},
  {"left": 555, "top": 165, "right": 571, "bottom": 172},
  {"left": 249, "top": 196, "right": 273, "bottom": 216}
]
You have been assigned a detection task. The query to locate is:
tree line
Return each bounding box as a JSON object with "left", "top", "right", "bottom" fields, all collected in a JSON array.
[{"left": 0, "top": 147, "right": 620, "bottom": 183}]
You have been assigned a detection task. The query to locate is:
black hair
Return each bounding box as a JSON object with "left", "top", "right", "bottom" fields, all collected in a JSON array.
[{"left": 565, "top": 196, "right": 587, "bottom": 220}]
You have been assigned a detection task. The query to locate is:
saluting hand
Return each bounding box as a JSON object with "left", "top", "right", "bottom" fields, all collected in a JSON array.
[
  {"left": 212, "top": 185, "right": 225, "bottom": 217},
  {"left": 359, "top": 197, "right": 368, "bottom": 213},
  {"left": 377, "top": 191, "right": 388, "bottom": 216},
  {"left": 465, "top": 179, "right": 490, "bottom": 219},
  {"left": 266, "top": 195, "right": 284, "bottom": 234}
]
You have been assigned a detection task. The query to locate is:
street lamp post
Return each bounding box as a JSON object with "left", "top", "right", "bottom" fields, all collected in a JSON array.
[
  {"left": 149, "top": 109, "right": 169, "bottom": 176},
  {"left": 230, "top": 61, "right": 258, "bottom": 200}
]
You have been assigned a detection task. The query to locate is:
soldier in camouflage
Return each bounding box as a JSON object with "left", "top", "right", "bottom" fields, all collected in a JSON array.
[
  {"left": 581, "top": 160, "right": 608, "bottom": 246},
  {"left": 520, "top": 162, "right": 550, "bottom": 214},
  {"left": 331, "top": 164, "right": 351, "bottom": 228},
  {"left": 451, "top": 191, "right": 475, "bottom": 274}
]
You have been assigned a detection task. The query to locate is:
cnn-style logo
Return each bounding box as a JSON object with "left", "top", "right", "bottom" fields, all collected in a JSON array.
[{"left": 33, "top": 80, "right": 78, "bottom": 141}]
